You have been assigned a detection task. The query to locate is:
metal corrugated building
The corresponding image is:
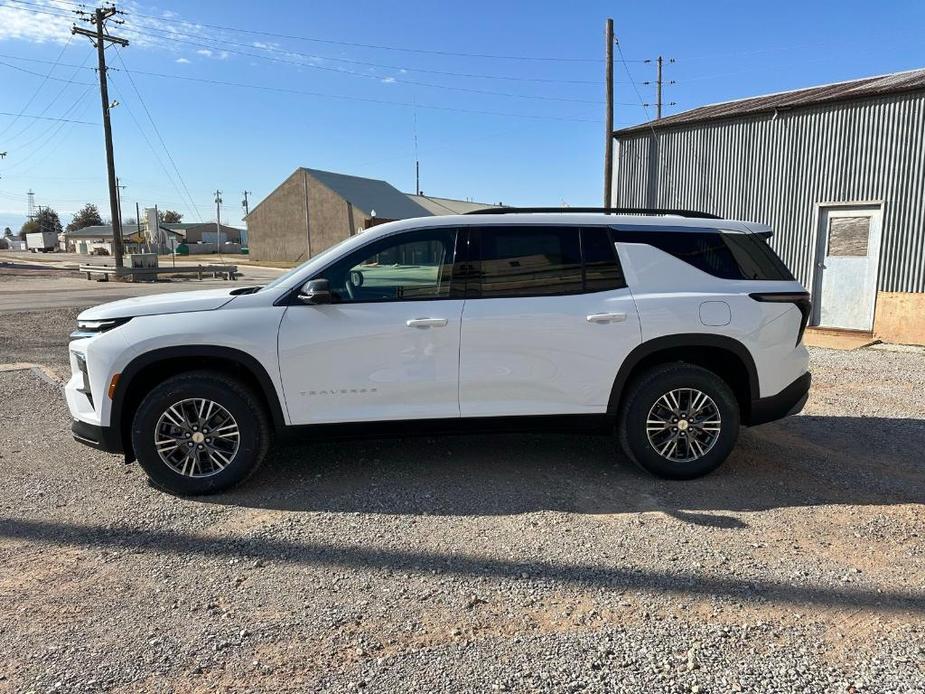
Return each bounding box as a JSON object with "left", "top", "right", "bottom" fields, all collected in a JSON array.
[{"left": 613, "top": 68, "right": 925, "bottom": 345}]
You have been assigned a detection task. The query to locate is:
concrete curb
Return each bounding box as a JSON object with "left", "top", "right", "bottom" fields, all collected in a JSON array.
[{"left": 0, "top": 362, "right": 65, "bottom": 387}]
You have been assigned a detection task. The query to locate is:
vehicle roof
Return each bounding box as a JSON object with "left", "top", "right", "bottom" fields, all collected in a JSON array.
[{"left": 366, "top": 212, "right": 769, "bottom": 237}]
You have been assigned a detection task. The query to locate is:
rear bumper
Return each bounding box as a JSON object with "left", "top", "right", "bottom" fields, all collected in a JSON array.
[
  {"left": 747, "top": 372, "right": 811, "bottom": 426},
  {"left": 72, "top": 419, "right": 123, "bottom": 454}
]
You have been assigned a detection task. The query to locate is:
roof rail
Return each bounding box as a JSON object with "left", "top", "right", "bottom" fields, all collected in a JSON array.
[{"left": 464, "top": 206, "right": 722, "bottom": 220}]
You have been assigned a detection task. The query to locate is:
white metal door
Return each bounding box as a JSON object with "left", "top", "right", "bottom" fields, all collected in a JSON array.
[
  {"left": 815, "top": 206, "right": 882, "bottom": 331},
  {"left": 277, "top": 226, "right": 463, "bottom": 425},
  {"left": 278, "top": 301, "right": 463, "bottom": 424},
  {"left": 458, "top": 225, "right": 641, "bottom": 417},
  {"left": 459, "top": 290, "right": 641, "bottom": 416}
]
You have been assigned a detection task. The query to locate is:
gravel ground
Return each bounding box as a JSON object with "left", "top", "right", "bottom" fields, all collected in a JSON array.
[{"left": 0, "top": 307, "right": 923, "bottom": 693}]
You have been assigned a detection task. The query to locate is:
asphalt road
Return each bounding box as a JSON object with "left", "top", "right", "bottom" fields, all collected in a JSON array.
[{"left": 0, "top": 260, "right": 285, "bottom": 313}]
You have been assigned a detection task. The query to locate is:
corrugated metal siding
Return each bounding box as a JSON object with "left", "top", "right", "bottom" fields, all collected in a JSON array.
[{"left": 614, "top": 91, "right": 925, "bottom": 293}]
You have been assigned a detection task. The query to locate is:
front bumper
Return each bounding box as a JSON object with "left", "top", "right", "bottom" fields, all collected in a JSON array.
[
  {"left": 71, "top": 419, "right": 124, "bottom": 454},
  {"left": 747, "top": 372, "right": 811, "bottom": 426}
]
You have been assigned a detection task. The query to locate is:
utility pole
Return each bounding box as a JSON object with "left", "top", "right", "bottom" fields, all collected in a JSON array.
[
  {"left": 73, "top": 5, "right": 129, "bottom": 271},
  {"left": 135, "top": 200, "right": 143, "bottom": 248},
  {"left": 26, "top": 189, "right": 35, "bottom": 220},
  {"left": 116, "top": 175, "right": 126, "bottom": 228},
  {"left": 603, "top": 18, "right": 614, "bottom": 208},
  {"left": 646, "top": 56, "right": 676, "bottom": 119},
  {"left": 241, "top": 191, "right": 252, "bottom": 248},
  {"left": 214, "top": 190, "right": 222, "bottom": 252},
  {"left": 415, "top": 160, "right": 421, "bottom": 196},
  {"left": 656, "top": 56, "right": 663, "bottom": 119}
]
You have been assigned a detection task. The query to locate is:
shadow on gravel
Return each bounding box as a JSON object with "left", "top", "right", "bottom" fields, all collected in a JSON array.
[
  {"left": 205, "top": 414, "right": 924, "bottom": 521},
  {"left": 1, "top": 516, "right": 923, "bottom": 616}
]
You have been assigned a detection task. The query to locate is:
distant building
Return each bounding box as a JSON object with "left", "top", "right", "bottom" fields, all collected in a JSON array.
[
  {"left": 245, "top": 167, "right": 497, "bottom": 263},
  {"left": 65, "top": 222, "right": 242, "bottom": 255},
  {"left": 612, "top": 68, "right": 925, "bottom": 345}
]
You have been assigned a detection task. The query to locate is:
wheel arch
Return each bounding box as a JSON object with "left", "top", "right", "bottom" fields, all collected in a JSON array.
[
  {"left": 608, "top": 333, "right": 759, "bottom": 422},
  {"left": 112, "top": 346, "right": 286, "bottom": 460}
]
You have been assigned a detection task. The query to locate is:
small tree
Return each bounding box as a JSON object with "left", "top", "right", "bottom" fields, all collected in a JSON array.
[
  {"left": 19, "top": 219, "right": 38, "bottom": 239},
  {"left": 3, "top": 226, "right": 12, "bottom": 238},
  {"left": 67, "top": 203, "right": 104, "bottom": 232},
  {"left": 21, "top": 208, "right": 63, "bottom": 239},
  {"left": 160, "top": 209, "right": 183, "bottom": 223}
]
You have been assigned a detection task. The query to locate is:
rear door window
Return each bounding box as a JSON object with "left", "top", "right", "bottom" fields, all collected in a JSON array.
[{"left": 474, "top": 226, "right": 583, "bottom": 298}]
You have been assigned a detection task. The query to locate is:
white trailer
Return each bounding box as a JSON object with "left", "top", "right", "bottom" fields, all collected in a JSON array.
[{"left": 25, "top": 231, "right": 58, "bottom": 252}]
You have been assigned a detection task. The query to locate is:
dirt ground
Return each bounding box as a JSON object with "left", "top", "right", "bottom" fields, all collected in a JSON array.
[{"left": 0, "top": 305, "right": 923, "bottom": 693}]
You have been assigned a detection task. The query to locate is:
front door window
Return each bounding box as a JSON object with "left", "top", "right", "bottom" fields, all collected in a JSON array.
[{"left": 319, "top": 228, "right": 458, "bottom": 303}]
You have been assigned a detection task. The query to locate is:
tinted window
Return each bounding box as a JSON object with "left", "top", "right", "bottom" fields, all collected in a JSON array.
[
  {"left": 319, "top": 228, "right": 457, "bottom": 303},
  {"left": 618, "top": 230, "right": 795, "bottom": 281},
  {"left": 476, "top": 227, "right": 582, "bottom": 297},
  {"left": 581, "top": 227, "right": 626, "bottom": 291}
]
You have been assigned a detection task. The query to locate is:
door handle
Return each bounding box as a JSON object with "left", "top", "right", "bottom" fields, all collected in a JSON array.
[
  {"left": 406, "top": 317, "right": 448, "bottom": 328},
  {"left": 586, "top": 312, "right": 627, "bottom": 324}
]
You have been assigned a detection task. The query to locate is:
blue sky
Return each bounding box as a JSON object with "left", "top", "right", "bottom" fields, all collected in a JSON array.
[{"left": 1, "top": 0, "right": 923, "bottom": 232}]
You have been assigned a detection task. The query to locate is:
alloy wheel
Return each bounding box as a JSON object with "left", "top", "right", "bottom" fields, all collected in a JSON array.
[
  {"left": 645, "top": 388, "right": 722, "bottom": 463},
  {"left": 154, "top": 398, "right": 240, "bottom": 477}
]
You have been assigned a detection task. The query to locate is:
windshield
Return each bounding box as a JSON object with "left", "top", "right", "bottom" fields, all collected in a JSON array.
[{"left": 258, "top": 235, "right": 358, "bottom": 293}]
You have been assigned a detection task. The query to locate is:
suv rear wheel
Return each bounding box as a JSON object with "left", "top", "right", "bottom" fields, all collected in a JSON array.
[
  {"left": 619, "top": 363, "right": 740, "bottom": 479},
  {"left": 131, "top": 371, "right": 271, "bottom": 495}
]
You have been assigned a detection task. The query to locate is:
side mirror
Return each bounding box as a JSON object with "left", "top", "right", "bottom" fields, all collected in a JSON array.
[{"left": 297, "top": 278, "right": 331, "bottom": 305}]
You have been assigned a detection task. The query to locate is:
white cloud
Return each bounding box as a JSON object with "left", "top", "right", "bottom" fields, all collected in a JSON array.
[
  {"left": 381, "top": 76, "right": 396, "bottom": 84},
  {"left": 0, "top": 0, "right": 74, "bottom": 44},
  {"left": 0, "top": 1, "right": 233, "bottom": 61},
  {"left": 175, "top": 57, "right": 190, "bottom": 64}
]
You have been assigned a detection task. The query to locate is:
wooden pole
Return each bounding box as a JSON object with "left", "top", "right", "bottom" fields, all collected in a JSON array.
[{"left": 603, "top": 18, "right": 614, "bottom": 208}]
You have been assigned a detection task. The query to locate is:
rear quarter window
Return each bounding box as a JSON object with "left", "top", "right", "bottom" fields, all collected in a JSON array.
[{"left": 617, "top": 229, "right": 795, "bottom": 281}]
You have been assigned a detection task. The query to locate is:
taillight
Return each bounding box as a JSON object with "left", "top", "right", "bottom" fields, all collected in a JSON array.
[{"left": 749, "top": 292, "right": 812, "bottom": 346}]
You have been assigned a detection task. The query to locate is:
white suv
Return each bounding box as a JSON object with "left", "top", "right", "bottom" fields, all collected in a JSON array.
[{"left": 65, "top": 210, "right": 811, "bottom": 495}]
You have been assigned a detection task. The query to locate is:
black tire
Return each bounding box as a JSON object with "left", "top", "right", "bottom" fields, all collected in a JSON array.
[
  {"left": 618, "top": 362, "right": 740, "bottom": 480},
  {"left": 131, "top": 370, "right": 271, "bottom": 495}
]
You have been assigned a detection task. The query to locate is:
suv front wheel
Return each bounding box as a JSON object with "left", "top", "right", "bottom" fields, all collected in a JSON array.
[
  {"left": 619, "top": 363, "right": 740, "bottom": 479},
  {"left": 131, "top": 371, "right": 271, "bottom": 495}
]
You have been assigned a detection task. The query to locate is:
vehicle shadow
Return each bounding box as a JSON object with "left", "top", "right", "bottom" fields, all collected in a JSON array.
[{"left": 206, "top": 415, "right": 925, "bottom": 521}]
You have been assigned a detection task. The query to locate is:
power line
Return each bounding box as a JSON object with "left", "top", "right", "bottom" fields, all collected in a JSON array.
[
  {"left": 614, "top": 38, "right": 656, "bottom": 128},
  {"left": 123, "top": 19, "right": 605, "bottom": 86},
  {"left": 0, "top": 32, "right": 73, "bottom": 140},
  {"left": 113, "top": 47, "right": 203, "bottom": 222},
  {"left": 1, "top": 87, "right": 93, "bottom": 173},
  {"left": 0, "top": 110, "right": 94, "bottom": 125},
  {"left": 118, "top": 26, "right": 608, "bottom": 106},
  {"left": 6, "top": 0, "right": 638, "bottom": 64},
  {"left": 0, "top": 46, "right": 95, "bottom": 145},
  {"left": 107, "top": 74, "right": 201, "bottom": 227},
  {"left": 0, "top": 58, "right": 94, "bottom": 86},
  {"left": 122, "top": 67, "right": 603, "bottom": 124},
  {"left": 0, "top": 52, "right": 102, "bottom": 71}
]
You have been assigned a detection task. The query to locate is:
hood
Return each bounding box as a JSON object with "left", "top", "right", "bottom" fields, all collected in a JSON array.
[{"left": 78, "top": 288, "right": 237, "bottom": 320}]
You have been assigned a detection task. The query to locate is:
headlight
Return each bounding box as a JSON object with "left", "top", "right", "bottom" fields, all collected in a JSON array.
[{"left": 70, "top": 317, "right": 131, "bottom": 339}]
